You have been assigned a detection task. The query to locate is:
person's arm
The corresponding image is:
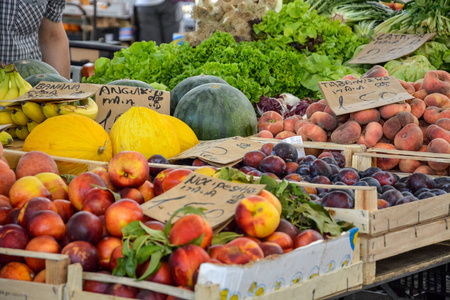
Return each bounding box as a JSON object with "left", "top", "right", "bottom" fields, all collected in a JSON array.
[{"left": 38, "top": 17, "right": 70, "bottom": 79}]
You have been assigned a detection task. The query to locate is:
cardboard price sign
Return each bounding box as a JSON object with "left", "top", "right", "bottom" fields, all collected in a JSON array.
[
  {"left": 319, "top": 76, "right": 414, "bottom": 115},
  {"left": 141, "top": 172, "right": 266, "bottom": 228},
  {"left": 94, "top": 85, "right": 170, "bottom": 133},
  {"left": 348, "top": 33, "right": 435, "bottom": 64},
  {"left": 5, "top": 82, "right": 101, "bottom": 104},
  {"left": 169, "top": 136, "right": 262, "bottom": 167}
]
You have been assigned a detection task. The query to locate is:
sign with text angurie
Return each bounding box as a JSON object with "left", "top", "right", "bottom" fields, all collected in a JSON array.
[
  {"left": 319, "top": 76, "right": 414, "bottom": 116},
  {"left": 94, "top": 85, "right": 170, "bottom": 133},
  {"left": 348, "top": 33, "right": 435, "bottom": 64},
  {"left": 141, "top": 172, "right": 265, "bottom": 229}
]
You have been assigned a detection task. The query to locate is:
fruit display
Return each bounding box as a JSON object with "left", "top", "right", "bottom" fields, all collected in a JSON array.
[
  {"left": 0, "top": 63, "right": 33, "bottom": 102},
  {"left": 174, "top": 83, "right": 258, "bottom": 140},
  {"left": 12, "top": 59, "right": 59, "bottom": 79}
]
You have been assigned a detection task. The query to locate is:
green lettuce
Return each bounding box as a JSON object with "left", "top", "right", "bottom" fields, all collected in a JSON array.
[{"left": 384, "top": 55, "right": 436, "bottom": 82}]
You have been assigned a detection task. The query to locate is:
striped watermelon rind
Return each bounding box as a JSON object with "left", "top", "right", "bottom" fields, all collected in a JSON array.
[
  {"left": 25, "top": 73, "right": 70, "bottom": 87},
  {"left": 13, "top": 59, "right": 59, "bottom": 78},
  {"left": 174, "top": 83, "right": 257, "bottom": 140}
]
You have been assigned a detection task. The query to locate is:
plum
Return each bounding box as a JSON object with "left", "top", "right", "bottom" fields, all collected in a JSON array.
[
  {"left": 382, "top": 189, "right": 404, "bottom": 206},
  {"left": 259, "top": 155, "right": 286, "bottom": 177},
  {"left": 360, "top": 177, "right": 382, "bottom": 193},
  {"left": 373, "top": 171, "right": 396, "bottom": 186},
  {"left": 406, "top": 173, "right": 436, "bottom": 192},
  {"left": 272, "top": 142, "right": 298, "bottom": 163},
  {"left": 335, "top": 168, "right": 360, "bottom": 185},
  {"left": 359, "top": 167, "right": 382, "bottom": 178},
  {"left": 321, "top": 191, "right": 354, "bottom": 208},
  {"left": 310, "top": 159, "right": 332, "bottom": 179}
]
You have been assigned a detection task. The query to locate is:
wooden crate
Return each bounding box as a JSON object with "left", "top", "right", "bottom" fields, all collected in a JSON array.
[
  {"left": 0, "top": 247, "right": 70, "bottom": 300},
  {"left": 250, "top": 137, "right": 367, "bottom": 168},
  {"left": 66, "top": 261, "right": 363, "bottom": 300}
]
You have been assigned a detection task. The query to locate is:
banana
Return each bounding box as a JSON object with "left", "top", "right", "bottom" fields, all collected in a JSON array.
[
  {"left": 0, "top": 73, "right": 11, "bottom": 101},
  {"left": 21, "top": 101, "right": 46, "bottom": 123},
  {"left": 42, "top": 102, "right": 60, "bottom": 118},
  {"left": 3, "top": 72, "right": 19, "bottom": 100},
  {"left": 0, "top": 110, "right": 13, "bottom": 125},
  {"left": 13, "top": 71, "right": 32, "bottom": 97},
  {"left": 0, "top": 131, "right": 13, "bottom": 146},
  {"left": 15, "top": 125, "right": 29, "bottom": 140},
  {"left": 57, "top": 97, "right": 98, "bottom": 120},
  {"left": 6, "top": 126, "right": 17, "bottom": 138},
  {"left": 10, "top": 108, "right": 29, "bottom": 126},
  {"left": 26, "top": 119, "right": 40, "bottom": 133}
]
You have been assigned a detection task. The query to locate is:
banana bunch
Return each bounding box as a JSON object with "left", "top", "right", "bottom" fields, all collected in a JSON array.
[
  {"left": 0, "top": 131, "right": 13, "bottom": 146},
  {"left": 0, "top": 63, "right": 32, "bottom": 101},
  {"left": 56, "top": 97, "right": 98, "bottom": 120}
]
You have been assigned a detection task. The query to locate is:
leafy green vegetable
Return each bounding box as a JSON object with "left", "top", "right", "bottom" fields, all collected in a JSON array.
[
  {"left": 384, "top": 55, "right": 436, "bottom": 82},
  {"left": 413, "top": 41, "right": 450, "bottom": 70}
]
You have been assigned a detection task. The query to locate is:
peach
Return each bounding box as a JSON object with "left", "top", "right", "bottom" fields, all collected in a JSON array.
[
  {"left": 360, "top": 65, "right": 389, "bottom": 78},
  {"left": 383, "top": 111, "right": 417, "bottom": 140},
  {"left": 310, "top": 111, "right": 337, "bottom": 131},
  {"left": 0, "top": 262, "right": 35, "bottom": 281},
  {"left": 107, "top": 283, "right": 139, "bottom": 298},
  {"left": 15, "top": 151, "right": 59, "bottom": 179},
  {"left": 168, "top": 244, "right": 210, "bottom": 287},
  {"left": 257, "top": 111, "right": 284, "bottom": 135},
  {"left": 294, "top": 229, "right": 324, "bottom": 248},
  {"left": 399, "top": 159, "right": 422, "bottom": 173},
  {"left": 414, "top": 89, "right": 428, "bottom": 100},
  {"left": 426, "top": 126, "right": 450, "bottom": 143},
  {"left": 275, "top": 130, "right": 296, "bottom": 139},
  {"left": 263, "top": 231, "right": 294, "bottom": 253},
  {"left": 28, "top": 210, "right": 66, "bottom": 241},
  {"left": 90, "top": 166, "right": 116, "bottom": 192},
  {"left": 436, "top": 118, "right": 450, "bottom": 131},
  {"left": 394, "top": 123, "right": 423, "bottom": 151},
  {"left": 17, "top": 196, "right": 58, "bottom": 229},
  {"left": 257, "top": 130, "right": 274, "bottom": 139},
  {"left": 68, "top": 172, "right": 107, "bottom": 211},
  {"left": 297, "top": 124, "right": 328, "bottom": 142},
  {"left": 283, "top": 116, "right": 300, "bottom": 133},
  {"left": 294, "top": 120, "right": 311, "bottom": 133},
  {"left": 33, "top": 270, "right": 46, "bottom": 283},
  {"left": 424, "top": 93, "right": 450, "bottom": 108},
  {"left": 379, "top": 102, "right": 411, "bottom": 119},
  {"left": 119, "top": 187, "right": 144, "bottom": 204},
  {"left": 409, "top": 98, "right": 426, "bottom": 119},
  {"left": 161, "top": 168, "right": 193, "bottom": 194},
  {"left": 341, "top": 74, "right": 358, "bottom": 80},
  {"left": 25, "top": 236, "right": 61, "bottom": 273},
  {"left": 0, "top": 224, "right": 29, "bottom": 265},
  {"left": 104, "top": 199, "right": 143, "bottom": 237},
  {"left": 305, "top": 102, "right": 326, "bottom": 119},
  {"left": 137, "top": 180, "right": 155, "bottom": 202},
  {"left": 139, "top": 261, "right": 173, "bottom": 286},
  {"left": 9, "top": 176, "right": 52, "bottom": 209},
  {"left": 0, "top": 160, "right": 15, "bottom": 197},
  {"left": 215, "top": 237, "right": 264, "bottom": 265},
  {"left": 423, "top": 107, "right": 450, "bottom": 124},
  {"left": 169, "top": 214, "right": 213, "bottom": 249},
  {"left": 398, "top": 79, "right": 416, "bottom": 95},
  {"left": 108, "top": 151, "right": 150, "bottom": 189},
  {"left": 96, "top": 236, "right": 122, "bottom": 270},
  {"left": 62, "top": 241, "right": 99, "bottom": 272},
  {"left": 153, "top": 168, "right": 174, "bottom": 196},
  {"left": 421, "top": 70, "right": 450, "bottom": 96},
  {"left": 81, "top": 187, "right": 115, "bottom": 216},
  {"left": 357, "top": 121, "right": 383, "bottom": 148},
  {"left": 350, "top": 109, "right": 380, "bottom": 125},
  {"left": 373, "top": 143, "right": 400, "bottom": 171},
  {"left": 414, "top": 165, "right": 436, "bottom": 175},
  {"left": 83, "top": 270, "right": 111, "bottom": 293},
  {"left": 235, "top": 195, "right": 280, "bottom": 238},
  {"left": 35, "top": 172, "right": 69, "bottom": 200},
  {"left": 258, "top": 189, "right": 282, "bottom": 215},
  {"left": 330, "top": 121, "right": 361, "bottom": 144},
  {"left": 427, "top": 138, "right": 450, "bottom": 171}
]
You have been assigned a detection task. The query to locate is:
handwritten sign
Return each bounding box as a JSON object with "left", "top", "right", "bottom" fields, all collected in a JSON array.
[
  {"left": 319, "top": 76, "right": 414, "bottom": 115},
  {"left": 141, "top": 172, "right": 265, "bottom": 228},
  {"left": 3, "top": 82, "right": 101, "bottom": 104},
  {"left": 94, "top": 85, "right": 170, "bottom": 133},
  {"left": 169, "top": 136, "right": 262, "bottom": 167},
  {"left": 348, "top": 33, "right": 435, "bottom": 64}
]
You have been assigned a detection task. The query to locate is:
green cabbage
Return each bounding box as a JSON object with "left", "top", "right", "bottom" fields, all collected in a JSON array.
[{"left": 384, "top": 55, "right": 436, "bottom": 83}]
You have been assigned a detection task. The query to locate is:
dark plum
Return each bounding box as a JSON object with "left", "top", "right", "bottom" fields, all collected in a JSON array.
[
  {"left": 381, "top": 185, "right": 396, "bottom": 194},
  {"left": 373, "top": 171, "right": 396, "bottom": 186},
  {"left": 381, "top": 189, "right": 404, "bottom": 206},
  {"left": 259, "top": 155, "right": 286, "bottom": 177},
  {"left": 354, "top": 181, "right": 369, "bottom": 187},
  {"left": 360, "top": 167, "right": 382, "bottom": 178},
  {"left": 401, "top": 191, "right": 415, "bottom": 198},
  {"left": 433, "top": 177, "right": 450, "bottom": 186},
  {"left": 395, "top": 196, "right": 418, "bottom": 205},
  {"left": 335, "top": 168, "right": 360, "bottom": 186},
  {"left": 417, "top": 191, "right": 436, "bottom": 200},
  {"left": 310, "top": 159, "right": 332, "bottom": 179},
  {"left": 272, "top": 142, "right": 298, "bottom": 163},
  {"left": 311, "top": 175, "right": 331, "bottom": 195},
  {"left": 394, "top": 182, "right": 410, "bottom": 192},
  {"left": 321, "top": 191, "right": 354, "bottom": 208},
  {"left": 321, "top": 156, "right": 338, "bottom": 166},
  {"left": 147, "top": 154, "right": 170, "bottom": 178},
  {"left": 360, "top": 177, "right": 382, "bottom": 193},
  {"left": 329, "top": 164, "right": 340, "bottom": 177},
  {"left": 242, "top": 150, "right": 267, "bottom": 169},
  {"left": 430, "top": 189, "right": 447, "bottom": 196},
  {"left": 331, "top": 152, "right": 346, "bottom": 168},
  {"left": 398, "top": 176, "right": 409, "bottom": 184},
  {"left": 298, "top": 155, "right": 317, "bottom": 166},
  {"left": 240, "top": 166, "right": 260, "bottom": 175},
  {"left": 406, "top": 173, "right": 436, "bottom": 192},
  {"left": 413, "top": 187, "right": 431, "bottom": 197},
  {"left": 296, "top": 165, "right": 311, "bottom": 176}
]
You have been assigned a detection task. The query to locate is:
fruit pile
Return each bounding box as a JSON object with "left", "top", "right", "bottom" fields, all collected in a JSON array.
[
  {"left": 256, "top": 68, "right": 450, "bottom": 175},
  {"left": 0, "top": 143, "right": 347, "bottom": 298}
]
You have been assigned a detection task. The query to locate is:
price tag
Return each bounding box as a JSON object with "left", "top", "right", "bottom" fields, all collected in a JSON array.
[
  {"left": 169, "top": 136, "right": 262, "bottom": 167},
  {"left": 318, "top": 76, "right": 414, "bottom": 115},
  {"left": 141, "top": 172, "right": 266, "bottom": 228},
  {"left": 94, "top": 85, "right": 170, "bottom": 133},
  {"left": 348, "top": 33, "right": 435, "bottom": 64},
  {"left": 4, "top": 82, "right": 101, "bottom": 104}
]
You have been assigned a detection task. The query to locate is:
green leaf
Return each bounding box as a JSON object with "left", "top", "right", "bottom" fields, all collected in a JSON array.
[
  {"left": 139, "top": 221, "right": 168, "bottom": 241},
  {"left": 163, "top": 206, "right": 207, "bottom": 237},
  {"left": 137, "top": 251, "right": 163, "bottom": 281},
  {"left": 60, "top": 174, "right": 76, "bottom": 184},
  {"left": 90, "top": 184, "right": 121, "bottom": 201},
  {"left": 136, "top": 245, "right": 161, "bottom": 264},
  {"left": 212, "top": 232, "right": 242, "bottom": 245},
  {"left": 112, "top": 257, "right": 126, "bottom": 277},
  {"left": 189, "top": 233, "right": 205, "bottom": 247},
  {"left": 124, "top": 251, "right": 138, "bottom": 278},
  {"left": 122, "top": 221, "right": 144, "bottom": 237},
  {"left": 122, "top": 239, "right": 131, "bottom": 256}
]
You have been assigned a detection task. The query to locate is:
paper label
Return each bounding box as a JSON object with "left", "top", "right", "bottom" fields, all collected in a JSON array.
[
  {"left": 283, "top": 135, "right": 306, "bottom": 158},
  {"left": 94, "top": 85, "right": 170, "bottom": 133},
  {"left": 348, "top": 33, "right": 435, "bottom": 64},
  {"left": 141, "top": 172, "right": 265, "bottom": 228},
  {"left": 319, "top": 76, "right": 414, "bottom": 115}
]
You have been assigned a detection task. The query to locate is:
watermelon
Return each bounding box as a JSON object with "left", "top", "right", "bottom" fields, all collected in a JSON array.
[
  {"left": 25, "top": 73, "right": 70, "bottom": 87},
  {"left": 13, "top": 59, "right": 59, "bottom": 78},
  {"left": 107, "top": 79, "right": 153, "bottom": 89},
  {"left": 170, "top": 74, "right": 228, "bottom": 116},
  {"left": 174, "top": 83, "right": 257, "bottom": 140}
]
